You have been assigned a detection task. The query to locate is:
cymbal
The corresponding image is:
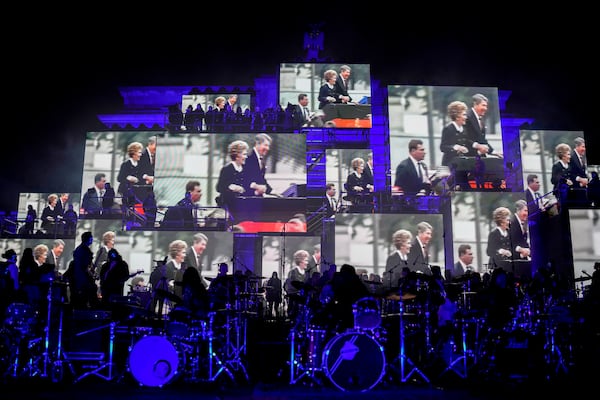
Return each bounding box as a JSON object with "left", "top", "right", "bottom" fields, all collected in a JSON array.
[
  {"left": 385, "top": 293, "right": 417, "bottom": 301},
  {"left": 154, "top": 288, "right": 182, "bottom": 304},
  {"left": 291, "top": 280, "right": 315, "bottom": 291},
  {"left": 214, "top": 308, "right": 238, "bottom": 315},
  {"left": 285, "top": 293, "right": 306, "bottom": 301},
  {"left": 239, "top": 292, "right": 263, "bottom": 298},
  {"left": 451, "top": 274, "right": 476, "bottom": 283},
  {"left": 445, "top": 282, "right": 463, "bottom": 287},
  {"left": 383, "top": 312, "right": 416, "bottom": 317},
  {"left": 574, "top": 276, "right": 592, "bottom": 282},
  {"left": 402, "top": 293, "right": 417, "bottom": 300},
  {"left": 205, "top": 275, "right": 234, "bottom": 282}
]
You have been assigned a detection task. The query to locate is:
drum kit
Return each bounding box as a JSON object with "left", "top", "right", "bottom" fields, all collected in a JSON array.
[
  {"left": 1, "top": 268, "right": 583, "bottom": 389},
  {"left": 0, "top": 275, "right": 257, "bottom": 387},
  {"left": 284, "top": 267, "right": 580, "bottom": 391},
  {"left": 120, "top": 291, "right": 254, "bottom": 387},
  {"left": 287, "top": 285, "right": 435, "bottom": 392}
]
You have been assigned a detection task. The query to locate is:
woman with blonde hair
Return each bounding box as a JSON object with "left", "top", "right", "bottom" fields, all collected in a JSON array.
[
  {"left": 117, "top": 141, "right": 149, "bottom": 207},
  {"left": 486, "top": 206, "right": 512, "bottom": 270},
  {"left": 551, "top": 143, "right": 575, "bottom": 204},
  {"left": 216, "top": 139, "right": 249, "bottom": 208},
  {"left": 40, "top": 193, "right": 61, "bottom": 234}
]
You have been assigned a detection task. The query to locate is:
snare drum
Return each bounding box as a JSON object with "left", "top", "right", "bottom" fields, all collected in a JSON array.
[
  {"left": 322, "top": 331, "right": 385, "bottom": 392},
  {"left": 128, "top": 335, "right": 184, "bottom": 387}
]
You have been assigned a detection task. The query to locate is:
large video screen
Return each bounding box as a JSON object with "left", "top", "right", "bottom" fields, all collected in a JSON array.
[
  {"left": 261, "top": 235, "right": 321, "bottom": 283},
  {"left": 325, "top": 148, "right": 373, "bottom": 212},
  {"left": 0, "top": 237, "right": 76, "bottom": 274},
  {"left": 80, "top": 131, "right": 159, "bottom": 221},
  {"left": 73, "top": 220, "right": 234, "bottom": 285},
  {"left": 388, "top": 86, "right": 505, "bottom": 195},
  {"left": 181, "top": 93, "right": 253, "bottom": 132},
  {"left": 450, "top": 191, "right": 528, "bottom": 278},
  {"left": 520, "top": 129, "right": 596, "bottom": 285},
  {"left": 279, "top": 63, "right": 372, "bottom": 131},
  {"left": 16, "top": 192, "right": 81, "bottom": 237},
  {"left": 334, "top": 213, "right": 445, "bottom": 282},
  {"left": 520, "top": 129, "right": 588, "bottom": 204},
  {"left": 154, "top": 133, "right": 307, "bottom": 233}
]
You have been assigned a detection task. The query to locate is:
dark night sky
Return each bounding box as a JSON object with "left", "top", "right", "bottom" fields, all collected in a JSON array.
[{"left": 2, "top": 13, "right": 591, "bottom": 212}]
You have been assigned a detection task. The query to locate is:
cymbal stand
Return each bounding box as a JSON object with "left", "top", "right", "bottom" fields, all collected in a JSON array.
[
  {"left": 50, "top": 303, "right": 66, "bottom": 382},
  {"left": 223, "top": 311, "right": 249, "bottom": 382},
  {"left": 439, "top": 317, "right": 469, "bottom": 379},
  {"left": 42, "top": 279, "right": 63, "bottom": 378},
  {"left": 205, "top": 312, "right": 234, "bottom": 382},
  {"left": 544, "top": 322, "right": 568, "bottom": 379},
  {"left": 392, "top": 299, "right": 430, "bottom": 385}
]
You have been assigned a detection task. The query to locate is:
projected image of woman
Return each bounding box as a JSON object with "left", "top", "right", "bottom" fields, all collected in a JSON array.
[{"left": 216, "top": 140, "right": 249, "bottom": 210}]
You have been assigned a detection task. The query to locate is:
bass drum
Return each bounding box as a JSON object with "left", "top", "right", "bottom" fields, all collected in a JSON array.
[
  {"left": 128, "top": 335, "right": 183, "bottom": 387},
  {"left": 321, "top": 331, "right": 385, "bottom": 392}
]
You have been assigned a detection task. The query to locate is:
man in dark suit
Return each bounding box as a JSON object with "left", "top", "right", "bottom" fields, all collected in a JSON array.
[
  {"left": 569, "top": 136, "right": 590, "bottom": 205},
  {"left": 333, "top": 65, "right": 352, "bottom": 104},
  {"left": 394, "top": 139, "right": 431, "bottom": 195},
  {"left": 226, "top": 94, "right": 238, "bottom": 113},
  {"left": 324, "top": 183, "right": 338, "bottom": 218},
  {"left": 243, "top": 133, "right": 273, "bottom": 196},
  {"left": 525, "top": 174, "right": 547, "bottom": 276},
  {"left": 509, "top": 200, "right": 532, "bottom": 281},
  {"left": 81, "top": 173, "right": 108, "bottom": 216},
  {"left": 306, "top": 244, "right": 321, "bottom": 278},
  {"left": 55, "top": 193, "right": 70, "bottom": 217},
  {"left": 161, "top": 180, "right": 202, "bottom": 229},
  {"left": 569, "top": 137, "right": 588, "bottom": 188},
  {"left": 184, "top": 233, "right": 209, "bottom": 288},
  {"left": 363, "top": 153, "right": 374, "bottom": 190},
  {"left": 292, "top": 93, "right": 312, "bottom": 130},
  {"left": 525, "top": 174, "right": 543, "bottom": 224},
  {"left": 407, "top": 221, "right": 433, "bottom": 276},
  {"left": 449, "top": 244, "right": 474, "bottom": 281},
  {"left": 463, "top": 93, "right": 493, "bottom": 157},
  {"left": 139, "top": 135, "right": 156, "bottom": 185}
]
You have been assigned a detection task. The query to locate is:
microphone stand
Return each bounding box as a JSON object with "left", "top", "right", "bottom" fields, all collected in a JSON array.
[{"left": 280, "top": 223, "right": 287, "bottom": 317}]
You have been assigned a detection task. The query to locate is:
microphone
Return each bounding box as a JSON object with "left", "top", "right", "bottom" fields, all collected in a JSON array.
[{"left": 583, "top": 270, "right": 592, "bottom": 278}]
